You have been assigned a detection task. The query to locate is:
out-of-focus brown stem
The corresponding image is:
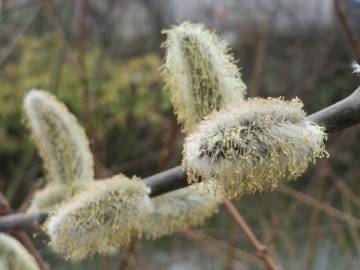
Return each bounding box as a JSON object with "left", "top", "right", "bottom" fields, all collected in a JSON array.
[
  {"left": 183, "top": 230, "right": 263, "bottom": 268},
  {"left": 116, "top": 238, "right": 138, "bottom": 270},
  {"left": 334, "top": 0, "right": 360, "bottom": 62},
  {"left": 1, "top": 87, "right": 360, "bottom": 231},
  {"left": 0, "top": 192, "right": 48, "bottom": 270},
  {"left": 224, "top": 200, "right": 279, "bottom": 270},
  {"left": 277, "top": 185, "right": 360, "bottom": 226}
]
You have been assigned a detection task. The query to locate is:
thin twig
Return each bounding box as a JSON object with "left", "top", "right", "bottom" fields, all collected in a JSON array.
[
  {"left": 0, "top": 87, "right": 360, "bottom": 231},
  {"left": 334, "top": 0, "right": 360, "bottom": 62},
  {"left": 0, "top": 192, "right": 48, "bottom": 270},
  {"left": 305, "top": 168, "right": 326, "bottom": 270},
  {"left": 0, "top": 5, "right": 41, "bottom": 70},
  {"left": 117, "top": 238, "right": 138, "bottom": 270},
  {"left": 277, "top": 185, "right": 360, "bottom": 226},
  {"left": 182, "top": 230, "right": 249, "bottom": 270},
  {"left": 189, "top": 230, "right": 263, "bottom": 267},
  {"left": 249, "top": 18, "right": 269, "bottom": 97},
  {"left": 223, "top": 200, "right": 279, "bottom": 270}
]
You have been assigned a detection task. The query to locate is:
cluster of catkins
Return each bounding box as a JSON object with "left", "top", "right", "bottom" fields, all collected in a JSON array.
[
  {"left": 0, "top": 233, "right": 40, "bottom": 270},
  {"left": 163, "top": 22, "right": 326, "bottom": 197},
  {"left": 22, "top": 22, "right": 327, "bottom": 261},
  {"left": 24, "top": 89, "right": 220, "bottom": 260}
]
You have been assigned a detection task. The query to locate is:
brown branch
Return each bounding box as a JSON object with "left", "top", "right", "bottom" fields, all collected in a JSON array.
[
  {"left": 277, "top": 185, "right": 360, "bottom": 227},
  {"left": 182, "top": 230, "right": 249, "bottom": 269},
  {"left": 334, "top": 0, "right": 360, "bottom": 62},
  {"left": 224, "top": 200, "right": 279, "bottom": 270},
  {"left": 116, "top": 238, "right": 137, "bottom": 270},
  {"left": 186, "top": 230, "right": 263, "bottom": 267},
  {"left": 0, "top": 192, "right": 48, "bottom": 270},
  {"left": 0, "top": 87, "right": 360, "bottom": 231}
]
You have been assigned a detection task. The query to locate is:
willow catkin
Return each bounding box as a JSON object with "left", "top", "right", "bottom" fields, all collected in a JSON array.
[
  {"left": 44, "top": 175, "right": 152, "bottom": 260},
  {"left": 150, "top": 22, "right": 243, "bottom": 236},
  {"left": 27, "top": 184, "right": 82, "bottom": 214},
  {"left": 162, "top": 21, "right": 246, "bottom": 132},
  {"left": 142, "top": 184, "right": 221, "bottom": 240},
  {"left": 183, "top": 98, "right": 327, "bottom": 199},
  {"left": 0, "top": 233, "right": 39, "bottom": 270},
  {"left": 24, "top": 90, "right": 95, "bottom": 212},
  {"left": 23, "top": 89, "right": 94, "bottom": 185}
]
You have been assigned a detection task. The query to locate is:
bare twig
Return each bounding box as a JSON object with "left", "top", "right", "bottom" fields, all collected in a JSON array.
[
  {"left": 0, "top": 192, "right": 48, "bottom": 270},
  {"left": 182, "top": 230, "right": 249, "bottom": 269},
  {"left": 249, "top": 19, "right": 269, "bottom": 97},
  {"left": 334, "top": 0, "right": 360, "bottom": 62},
  {"left": 0, "top": 5, "right": 41, "bottom": 70},
  {"left": 117, "top": 238, "right": 138, "bottom": 270},
  {"left": 224, "top": 200, "right": 279, "bottom": 270},
  {"left": 188, "top": 230, "right": 263, "bottom": 267},
  {"left": 277, "top": 185, "right": 360, "bottom": 227},
  {"left": 0, "top": 87, "right": 360, "bottom": 231}
]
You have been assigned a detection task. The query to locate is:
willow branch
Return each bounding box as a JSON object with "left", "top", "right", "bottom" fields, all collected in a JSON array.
[
  {"left": 0, "top": 192, "right": 48, "bottom": 270},
  {"left": 224, "top": 200, "right": 279, "bottom": 270},
  {"left": 0, "top": 87, "right": 360, "bottom": 232}
]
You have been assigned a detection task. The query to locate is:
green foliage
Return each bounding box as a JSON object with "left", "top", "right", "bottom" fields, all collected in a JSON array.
[{"left": 0, "top": 33, "right": 170, "bottom": 199}]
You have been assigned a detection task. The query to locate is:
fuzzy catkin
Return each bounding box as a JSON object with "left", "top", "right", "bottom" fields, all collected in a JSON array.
[
  {"left": 142, "top": 184, "right": 221, "bottom": 240},
  {"left": 162, "top": 22, "right": 246, "bottom": 132},
  {"left": 183, "top": 97, "right": 327, "bottom": 199},
  {"left": 45, "top": 175, "right": 152, "bottom": 260},
  {"left": 23, "top": 90, "right": 94, "bottom": 184},
  {"left": 0, "top": 233, "right": 39, "bottom": 270},
  {"left": 27, "top": 184, "right": 83, "bottom": 214}
]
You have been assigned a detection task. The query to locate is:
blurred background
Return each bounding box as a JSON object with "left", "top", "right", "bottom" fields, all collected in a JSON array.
[{"left": 1, "top": 0, "right": 360, "bottom": 269}]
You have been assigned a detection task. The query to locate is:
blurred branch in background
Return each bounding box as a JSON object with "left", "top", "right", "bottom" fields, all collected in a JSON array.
[
  {"left": 0, "top": 191, "right": 47, "bottom": 270},
  {"left": 334, "top": 0, "right": 360, "bottom": 62},
  {"left": 224, "top": 200, "right": 279, "bottom": 270},
  {"left": 1, "top": 1, "right": 360, "bottom": 269}
]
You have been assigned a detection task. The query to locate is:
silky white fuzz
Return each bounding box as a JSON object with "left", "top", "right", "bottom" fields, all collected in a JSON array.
[
  {"left": 183, "top": 98, "right": 327, "bottom": 198},
  {"left": 142, "top": 184, "right": 221, "bottom": 240},
  {"left": 24, "top": 89, "right": 94, "bottom": 184},
  {"left": 24, "top": 90, "right": 95, "bottom": 212},
  {"left": 162, "top": 22, "right": 246, "bottom": 132},
  {"left": 44, "top": 175, "right": 152, "bottom": 260},
  {"left": 352, "top": 61, "right": 360, "bottom": 76},
  {"left": 0, "top": 233, "right": 39, "bottom": 270},
  {"left": 27, "top": 184, "right": 83, "bottom": 213}
]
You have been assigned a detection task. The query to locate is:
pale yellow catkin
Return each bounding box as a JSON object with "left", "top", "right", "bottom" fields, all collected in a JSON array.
[
  {"left": 27, "top": 184, "right": 82, "bottom": 214},
  {"left": 149, "top": 22, "right": 244, "bottom": 237},
  {"left": 142, "top": 184, "right": 221, "bottom": 240},
  {"left": 24, "top": 90, "right": 95, "bottom": 212},
  {"left": 183, "top": 97, "right": 327, "bottom": 199},
  {"left": 162, "top": 21, "right": 246, "bottom": 132},
  {"left": 45, "top": 175, "right": 152, "bottom": 260},
  {"left": 0, "top": 233, "right": 39, "bottom": 270},
  {"left": 23, "top": 89, "right": 94, "bottom": 185}
]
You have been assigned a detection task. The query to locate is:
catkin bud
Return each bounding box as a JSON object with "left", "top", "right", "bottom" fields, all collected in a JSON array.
[
  {"left": 142, "top": 184, "right": 221, "bottom": 240},
  {"left": 183, "top": 98, "right": 327, "bottom": 198},
  {"left": 27, "top": 184, "right": 80, "bottom": 213},
  {"left": 23, "top": 90, "right": 94, "bottom": 184},
  {"left": 162, "top": 22, "right": 246, "bottom": 132},
  {"left": 44, "top": 175, "right": 152, "bottom": 260},
  {"left": 0, "top": 233, "right": 39, "bottom": 270}
]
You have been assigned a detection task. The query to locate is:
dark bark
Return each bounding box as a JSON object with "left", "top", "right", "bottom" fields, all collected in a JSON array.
[{"left": 1, "top": 87, "right": 360, "bottom": 232}]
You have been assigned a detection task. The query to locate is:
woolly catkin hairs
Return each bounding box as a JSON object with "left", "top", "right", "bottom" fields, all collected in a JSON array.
[
  {"left": 45, "top": 175, "right": 152, "bottom": 260},
  {"left": 140, "top": 21, "right": 246, "bottom": 239},
  {"left": 0, "top": 233, "right": 39, "bottom": 270},
  {"left": 142, "top": 184, "right": 221, "bottom": 240},
  {"left": 162, "top": 22, "right": 246, "bottom": 132},
  {"left": 24, "top": 90, "right": 95, "bottom": 212},
  {"left": 24, "top": 90, "right": 94, "bottom": 184},
  {"left": 183, "top": 98, "right": 327, "bottom": 199}
]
